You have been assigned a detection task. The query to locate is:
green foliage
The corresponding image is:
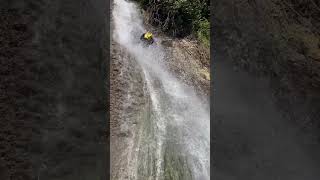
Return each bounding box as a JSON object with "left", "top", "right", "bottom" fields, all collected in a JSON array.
[
  {"left": 135, "top": 0, "right": 210, "bottom": 45},
  {"left": 197, "top": 19, "right": 210, "bottom": 47},
  {"left": 136, "top": 0, "right": 149, "bottom": 8}
]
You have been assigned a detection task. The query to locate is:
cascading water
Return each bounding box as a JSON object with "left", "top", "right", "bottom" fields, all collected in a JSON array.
[{"left": 112, "top": 0, "right": 210, "bottom": 179}]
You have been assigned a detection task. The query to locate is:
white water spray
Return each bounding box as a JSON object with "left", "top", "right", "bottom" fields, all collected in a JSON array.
[{"left": 112, "top": 0, "right": 210, "bottom": 179}]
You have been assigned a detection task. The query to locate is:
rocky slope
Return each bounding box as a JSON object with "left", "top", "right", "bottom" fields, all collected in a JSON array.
[
  {"left": 143, "top": 14, "right": 210, "bottom": 97},
  {"left": 110, "top": 40, "right": 149, "bottom": 179},
  {"left": 110, "top": 7, "right": 210, "bottom": 179},
  {"left": 110, "top": 40, "right": 209, "bottom": 179},
  {"left": 162, "top": 38, "right": 210, "bottom": 96}
]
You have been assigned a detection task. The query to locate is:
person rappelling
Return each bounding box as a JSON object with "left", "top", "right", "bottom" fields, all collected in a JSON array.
[{"left": 140, "top": 31, "right": 154, "bottom": 45}]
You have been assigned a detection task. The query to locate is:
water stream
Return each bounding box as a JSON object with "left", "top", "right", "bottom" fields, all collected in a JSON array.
[{"left": 112, "top": 0, "right": 210, "bottom": 179}]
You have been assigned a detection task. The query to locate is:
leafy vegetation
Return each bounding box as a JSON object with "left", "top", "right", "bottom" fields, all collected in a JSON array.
[
  {"left": 196, "top": 19, "right": 210, "bottom": 47},
  {"left": 135, "top": 0, "right": 210, "bottom": 45}
]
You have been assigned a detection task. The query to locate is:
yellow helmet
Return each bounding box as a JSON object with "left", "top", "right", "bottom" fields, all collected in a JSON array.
[{"left": 144, "top": 32, "right": 153, "bottom": 40}]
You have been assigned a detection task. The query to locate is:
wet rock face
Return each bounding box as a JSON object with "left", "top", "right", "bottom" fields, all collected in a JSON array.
[
  {"left": 164, "top": 38, "right": 210, "bottom": 97},
  {"left": 110, "top": 42, "right": 147, "bottom": 138},
  {"left": 110, "top": 41, "right": 148, "bottom": 180},
  {"left": 213, "top": 0, "right": 320, "bottom": 137},
  {"left": 1, "top": 0, "right": 107, "bottom": 179},
  {"left": 161, "top": 40, "right": 173, "bottom": 47},
  {"left": 141, "top": 12, "right": 210, "bottom": 97}
]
